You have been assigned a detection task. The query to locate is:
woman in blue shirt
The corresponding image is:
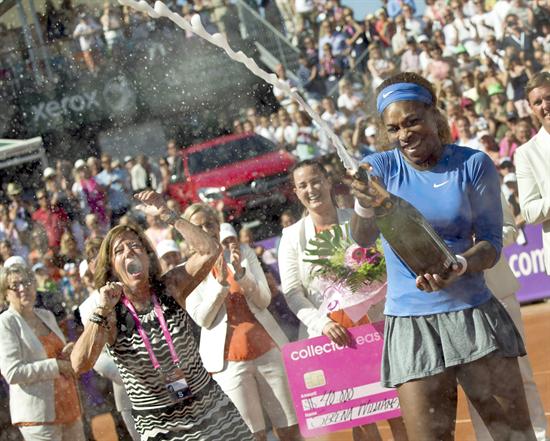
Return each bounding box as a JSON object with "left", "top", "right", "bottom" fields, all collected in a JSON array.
[{"left": 350, "top": 72, "right": 535, "bottom": 441}]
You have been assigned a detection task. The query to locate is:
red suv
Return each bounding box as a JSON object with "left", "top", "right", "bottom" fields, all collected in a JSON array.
[{"left": 167, "top": 132, "right": 297, "bottom": 220}]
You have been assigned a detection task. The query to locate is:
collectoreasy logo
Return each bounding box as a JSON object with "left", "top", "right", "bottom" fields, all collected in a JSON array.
[
  {"left": 289, "top": 331, "right": 382, "bottom": 361},
  {"left": 31, "top": 92, "right": 100, "bottom": 123}
]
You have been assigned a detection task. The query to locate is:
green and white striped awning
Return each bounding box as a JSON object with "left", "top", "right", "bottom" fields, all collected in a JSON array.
[{"left": 0, "top": 136, "right": 46, "bottom": 169}]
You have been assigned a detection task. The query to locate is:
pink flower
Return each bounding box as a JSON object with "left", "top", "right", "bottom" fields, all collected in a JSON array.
[{"left": 345, "top": 244, "right": 369, "bottom": 269}]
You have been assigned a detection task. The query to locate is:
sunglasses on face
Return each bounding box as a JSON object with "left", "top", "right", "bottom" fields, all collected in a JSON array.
[{"left": 8, "top": 281, "right": 33, "bottom": 292}]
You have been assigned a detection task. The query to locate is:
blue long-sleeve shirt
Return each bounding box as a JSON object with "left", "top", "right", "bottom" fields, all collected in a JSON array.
[{"left": 364, "top": 145, "right": 503, "bottom": 316}]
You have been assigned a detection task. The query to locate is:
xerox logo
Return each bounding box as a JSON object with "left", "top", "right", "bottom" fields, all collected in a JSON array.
[
  {"left": 31, "top": 92, "right": 100, "bottom": 123},
  {"left": 30, "top": 75, "right": 136, "bottom": 125},
  {"left": 289, "top": 332, "right": 382, "bottom": 361}
]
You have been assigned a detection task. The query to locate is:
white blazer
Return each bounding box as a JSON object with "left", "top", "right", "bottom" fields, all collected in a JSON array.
[
  {"left": 278, "top": 208, "right": 384, "bottom": 340},
  {"left": 515, "top": 126, "right": 550, "bottom": 275},
  {"left": 0, "top": 308, "right": 65, "bottom": 424},
  {"left": 186, "top": 244, "right": 288, "bottom": 373},
  {"left": 484, "top": 192, "right": 521, "bottom": 299}
]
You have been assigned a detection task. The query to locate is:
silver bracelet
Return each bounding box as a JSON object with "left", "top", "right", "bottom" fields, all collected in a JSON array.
[
  {"left": 354, "top": 199, "right": 375, "bottom": 219},
  {"left": 455, "top": 255, "right": 468, "bottom": 276}
]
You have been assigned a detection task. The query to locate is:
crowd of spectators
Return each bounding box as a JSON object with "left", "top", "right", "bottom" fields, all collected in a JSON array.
[{"left": 228, "top": 0, "right": 550, "bottom": 233}]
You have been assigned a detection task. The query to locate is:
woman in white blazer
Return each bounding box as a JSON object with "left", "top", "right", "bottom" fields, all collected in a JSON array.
[
  {"left": 278, "top": 159, "right": 406, "bottom": 441},
  {"left": 184, "top": 204, "right": 301, "bottom": 441},
  {"left": 515, "top": 72, "right": 550, "bottom": 276},
  {"left": 0, "top": 264, "right": 85, "bottom": 441}
]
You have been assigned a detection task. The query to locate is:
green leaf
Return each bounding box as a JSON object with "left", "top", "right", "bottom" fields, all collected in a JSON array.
[{"left": 303, "top": 258, "right": 332, "bottom": 266}]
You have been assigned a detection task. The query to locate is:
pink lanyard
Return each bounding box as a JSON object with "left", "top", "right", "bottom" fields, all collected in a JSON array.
[{"left": 121, "top": 294, "right": 180, "bottom": 370}]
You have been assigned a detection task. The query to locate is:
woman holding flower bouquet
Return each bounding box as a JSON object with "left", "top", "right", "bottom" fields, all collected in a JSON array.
[
  {"left": 278, "top": 159, "right": 408, "bottom": 441},
  {"left": 350, "top": 72, "right": 534, "bottom": 441}
]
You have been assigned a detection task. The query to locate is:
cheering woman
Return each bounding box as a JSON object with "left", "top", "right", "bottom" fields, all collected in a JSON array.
[
  {"left": 70, "top": 191, "right": 255, "bottom": 441},
  {"left": 350, "top": 72, "right": 535, "bottom": 441}
]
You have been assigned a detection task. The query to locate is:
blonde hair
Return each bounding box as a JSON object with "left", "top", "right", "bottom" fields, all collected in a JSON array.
[
  {"left": 0, "top": 264, "right": 35, "bottom": 307},
  {"left": 182, "top": 203, "right": 221, "bottom": 224}
]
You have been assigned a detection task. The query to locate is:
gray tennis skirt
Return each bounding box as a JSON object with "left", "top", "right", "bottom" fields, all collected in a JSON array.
[{"left": 381, "top": 296, "right": 526, "bottom": 388}]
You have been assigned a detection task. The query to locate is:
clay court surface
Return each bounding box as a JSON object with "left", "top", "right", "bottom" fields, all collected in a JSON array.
[{"left": 91, "top": 301, "right": 550, "bottom": 441}]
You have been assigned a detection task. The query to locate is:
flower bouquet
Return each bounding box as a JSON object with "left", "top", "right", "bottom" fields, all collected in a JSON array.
[{"left": 304, "top": 224, "right": 387, "bottom": 321}]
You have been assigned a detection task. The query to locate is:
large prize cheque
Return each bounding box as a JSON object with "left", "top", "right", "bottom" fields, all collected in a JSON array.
[{"left": 282, "top": 322, "right": 401, "bottom": 437}]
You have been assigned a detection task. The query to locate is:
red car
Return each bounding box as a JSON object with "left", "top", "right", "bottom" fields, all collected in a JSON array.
[{"left": 167, "top": 132, "right": 297, "bottom": 220}]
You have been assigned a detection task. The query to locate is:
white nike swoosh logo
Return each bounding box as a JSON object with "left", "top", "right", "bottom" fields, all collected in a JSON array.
[
  {"left": 382, "top": 90, "right": 395, "bottom": 99},
  {"left": 433, "top": 181, "right": 449, "bottom": 188}
]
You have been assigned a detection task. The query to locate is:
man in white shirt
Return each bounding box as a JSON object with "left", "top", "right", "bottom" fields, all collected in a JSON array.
[
  {"left": 402, "top": 3, "right": 424, "bottom": 37},
  {"left": 468, "top": 0, "right": 504, "bottom": 40},
  {"left": 515, "top": 72, "right": 550, "bottom": 276}
]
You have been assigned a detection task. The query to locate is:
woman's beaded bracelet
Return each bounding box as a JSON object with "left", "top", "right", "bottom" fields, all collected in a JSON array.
[{"left": 89, "top": 312, "right": 111, "bottom": 330}]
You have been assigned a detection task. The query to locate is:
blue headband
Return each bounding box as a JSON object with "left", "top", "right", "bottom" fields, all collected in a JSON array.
[{"left": 376, "top": 82, "right": 433, "bottom": 114}]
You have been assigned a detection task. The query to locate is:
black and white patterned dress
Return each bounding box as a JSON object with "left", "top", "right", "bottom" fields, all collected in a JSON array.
[{"left": 108, "top": 292, "right": 254, "bottom": 441}]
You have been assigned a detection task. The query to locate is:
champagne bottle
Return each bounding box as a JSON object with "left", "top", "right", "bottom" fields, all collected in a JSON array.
[{"left": 357, "top": 168, "right": 458, "bottom": 277}]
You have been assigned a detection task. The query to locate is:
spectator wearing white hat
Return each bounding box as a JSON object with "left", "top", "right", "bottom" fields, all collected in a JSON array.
[
  {"left": 352, "top": 117, "right": 378, "bottom": 158},
  {"left": 2, "top": 255, "right": 27, "bottom": 269},
  {"left": 184, "top": 206, "right": 300, "bottom": 440},
  {"left": 156, "top": 239, "right": 183, "bottom": 273}
]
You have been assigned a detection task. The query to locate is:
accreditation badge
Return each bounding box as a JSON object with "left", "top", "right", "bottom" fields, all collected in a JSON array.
[{"left": 164, "top": 368, "right": 192, "bottom": 403}]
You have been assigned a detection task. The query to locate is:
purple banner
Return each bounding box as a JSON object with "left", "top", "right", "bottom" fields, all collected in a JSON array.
[{"left": 503, "top": 224, "right": 550, "bottom": 303}]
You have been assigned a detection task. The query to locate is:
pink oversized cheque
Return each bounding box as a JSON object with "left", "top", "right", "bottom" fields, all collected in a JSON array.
[{"left": 282, "top": 322, "right": 401, "bottom": 438}]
